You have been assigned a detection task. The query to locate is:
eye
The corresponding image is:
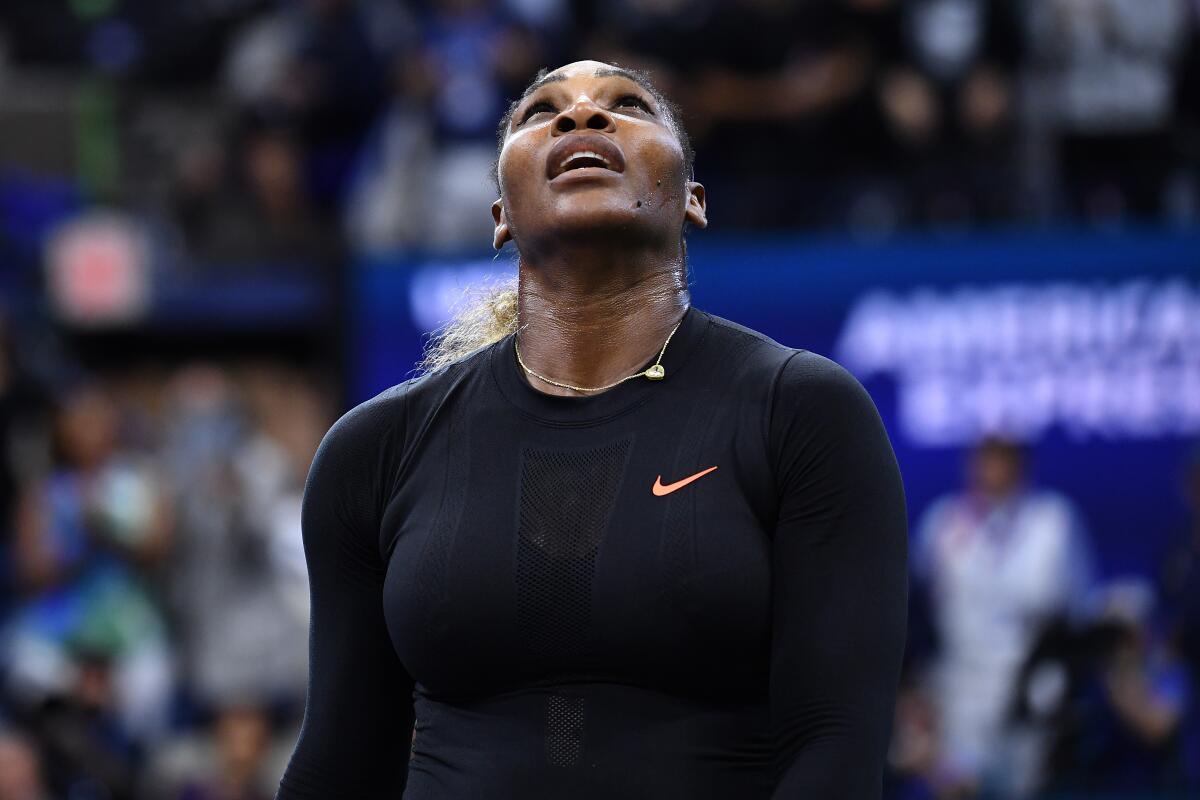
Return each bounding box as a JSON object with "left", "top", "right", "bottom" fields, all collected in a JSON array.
[
  {"left": 519, "top": 100, "right": 555, "bottom": 124},
  {"left": 615, "top": 94, "right": 652, "bottom": 113}
]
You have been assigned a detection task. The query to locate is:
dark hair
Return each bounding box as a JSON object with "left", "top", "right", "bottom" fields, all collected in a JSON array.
[
  {"left": 975, "top": 436, "right": 1027, "bottom": 465},
  {"left": 490, "top": 63, "right": 695, "bottom": 195}
]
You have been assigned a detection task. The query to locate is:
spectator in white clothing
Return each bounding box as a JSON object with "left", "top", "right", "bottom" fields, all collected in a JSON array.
[{"left": 912, "top": 437, "right": 1096, "bottom": 797}]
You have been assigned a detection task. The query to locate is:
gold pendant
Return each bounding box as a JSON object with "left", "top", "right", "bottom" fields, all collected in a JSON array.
[{"left": 645, "top": 364, "right": 665, "bottom": 380}]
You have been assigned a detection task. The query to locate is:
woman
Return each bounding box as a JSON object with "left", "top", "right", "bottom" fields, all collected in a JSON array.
[{"left": 277, "top": 60, "right": 907, "bottom": 799}]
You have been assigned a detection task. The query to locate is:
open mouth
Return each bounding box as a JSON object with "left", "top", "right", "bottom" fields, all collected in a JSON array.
[
  {"left": 560, "top": 151, "right": 612, "bottom": 172},
  {"left": 547, "top": 134, "right": 626, "bottom": 180}
]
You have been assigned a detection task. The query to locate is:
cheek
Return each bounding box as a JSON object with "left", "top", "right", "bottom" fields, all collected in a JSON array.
[
  {"left": 628, "top": 137, "right": 686, "bottom": 196},
  {"left": 498, "top": 140, "right": 546, "bottom": 212}
]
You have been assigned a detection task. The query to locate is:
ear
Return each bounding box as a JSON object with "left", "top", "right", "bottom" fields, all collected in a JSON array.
[
  {"left": 684, "top": 181, "right": 707, "bottom": 229},
  {"left": 491, "top": 199, "right": 512, "bottom": 250}
]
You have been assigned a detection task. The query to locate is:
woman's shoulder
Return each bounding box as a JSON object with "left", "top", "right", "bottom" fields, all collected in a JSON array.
[
  {"left": 326, "top": 379, "right": 417, "bottom": 445},
  {"left": 330, "top": 342, "right": 496, "bottom": 441},
  {"left": 321, "top": 343, "right": 498, "bottom": 472},
  {"left": 699, "top": 309, "right": 795, "bottom": 357},
  {"left": 697, "top": 309, "right": 868, "bottom": 404},
  {"left": 308, "top": 382, "right": 415, "bottom": 494}
]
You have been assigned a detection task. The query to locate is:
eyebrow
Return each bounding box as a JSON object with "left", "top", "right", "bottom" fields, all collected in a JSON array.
[
  {"left": 523, "top": 67, "right": 644, "bottom": 99},
  {"left": 593, "top": 67, "right": 641, "bottom": 84}
]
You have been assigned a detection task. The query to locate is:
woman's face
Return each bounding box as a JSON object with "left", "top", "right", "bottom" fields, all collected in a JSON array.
[{"left": 492, "top": 60, "right": 706, "bottom": 253}]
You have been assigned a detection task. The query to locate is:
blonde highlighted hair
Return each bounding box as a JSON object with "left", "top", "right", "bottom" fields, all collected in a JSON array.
[{"left": 417, "top": 277, "right": 520, "bottom": 374}]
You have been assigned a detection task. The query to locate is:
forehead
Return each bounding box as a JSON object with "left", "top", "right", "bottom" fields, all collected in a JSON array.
[{"left": 525, "top": 62, "right": 644, "bottom": 97}]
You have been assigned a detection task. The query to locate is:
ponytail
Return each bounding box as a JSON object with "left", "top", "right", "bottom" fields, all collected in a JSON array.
[{"left": 417, "top": 277, "right": 519, "bottom": 373}]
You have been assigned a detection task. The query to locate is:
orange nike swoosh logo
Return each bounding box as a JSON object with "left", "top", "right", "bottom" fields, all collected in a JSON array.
[{"left": 652, "top": 465, "right": 718, "bottom": 496}]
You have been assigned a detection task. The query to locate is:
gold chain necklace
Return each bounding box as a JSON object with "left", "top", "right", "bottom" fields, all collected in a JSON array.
[{"left": 514, "top": 317, "right": 684, "bottom": 394}]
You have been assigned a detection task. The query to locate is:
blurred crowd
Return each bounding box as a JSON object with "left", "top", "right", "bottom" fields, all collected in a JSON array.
[
  {"left": 893, "top": 439, "right": 1200, "bottom": 799},
  {"left": 0, "top": 320, "right": 332, "bottom": 799},
  {"left": 1, "top": 0, "right": 1199, "bottom": 268}
]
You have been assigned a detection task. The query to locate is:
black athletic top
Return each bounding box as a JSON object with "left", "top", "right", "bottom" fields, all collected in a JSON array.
[{"left": 276, "top": 305, "right": 908, "bottom": 799}]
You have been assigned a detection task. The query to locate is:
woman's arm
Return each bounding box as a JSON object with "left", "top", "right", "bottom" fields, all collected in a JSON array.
[
  {"left": 767, "top": 352, "right": 908, "bottom": 798},
  {"left": 278, "top": 390, "right": 416, "bottom": 798}
]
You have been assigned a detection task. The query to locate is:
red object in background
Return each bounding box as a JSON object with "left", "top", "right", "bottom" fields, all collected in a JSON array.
[{"left": 45, "top": 212, "right": 150, "bottom": 326}]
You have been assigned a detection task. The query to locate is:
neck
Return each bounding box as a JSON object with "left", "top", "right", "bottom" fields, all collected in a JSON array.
[
  {"left": 976, "top": 485, "right": 1020, "bottom": 507},
  {"left": 515, "top": 241, "right": 689, "bottom": 396}
]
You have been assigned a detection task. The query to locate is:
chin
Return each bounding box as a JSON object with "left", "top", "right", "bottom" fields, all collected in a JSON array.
[{"left": 543, "top": 192, "right": 654, "bottom": 240}]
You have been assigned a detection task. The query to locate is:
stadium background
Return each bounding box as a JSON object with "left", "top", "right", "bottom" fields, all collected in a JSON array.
[{"left": 0, "top": 0, "right": 1198, "bottom": 797}]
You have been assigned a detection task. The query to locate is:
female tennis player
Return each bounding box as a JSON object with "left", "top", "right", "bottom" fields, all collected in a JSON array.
[{"left": 277, "top": 60, "right": 907, "bottom": 799}]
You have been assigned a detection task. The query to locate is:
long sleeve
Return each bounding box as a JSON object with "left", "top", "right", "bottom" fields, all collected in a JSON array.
[
  {"left": 766, "top": 352, "right": 908, "bottom": 798},
  {"left": 278, "top": 389, "right": 416, "bottom": 798}
]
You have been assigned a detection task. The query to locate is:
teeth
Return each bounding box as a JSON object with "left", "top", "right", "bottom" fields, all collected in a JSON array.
[{"left": 560, "top": 150, "right": 610, "bottom": 171}]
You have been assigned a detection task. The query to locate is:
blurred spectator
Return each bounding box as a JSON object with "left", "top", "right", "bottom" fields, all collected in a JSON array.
[
  {"left": 192, "top": 0, "right": 417, "bottom": 260},
  {"left": 585, "top": 0, "right": 715, "bottom": 95},
  {"left": 1170, "top": 1, "right": 1200, "bottom": 224},
  {"left": 1026, "top": 0, "right": 1189, "bottom": 222},
  {"left": 1161, "top": 446, "right": 1200, "bottom": 687},
  {"left": 341, "top": 99, "right": 435, "bottom": 251},
  {"left": 0, "top": 315, "right": 48, "bottom": 622},
  {"left": 144, "top": 703, "right": 284, "bottom": 800},
  {"left": 1023, "top": 582, "right": 1194, "bottom": 794},
  {"left": 345, "top": 0, "right": 550, "bottom": 250},
  {"left": 160, "top": 365, "right": 316, "bottom": 712},
  {"left": 874, "top": 0, "right": 1021, "bottom": 227},
  {"left": 885, "top": 677, "right": 944, "bottom": 800},
  {"left": 0, "top": 728, "right": 50, "bottom": 800},
  {"left": 4, "top": 382, "right": 173, "bottom": 744},
  {"left": 20, "top": 649, "right": 141, "bottom": 799},
  {"left": 1157, "top": 445, "right": 1200, "bottom": 786},
  {"left": 282, "top": 0, "right": 401, "bottom": 206},
  {"left": 911, "top": 437, "right": 1096, "bottom": 797},
  {"left": 667, "top": 0, "right": 877, "bottom": 229},
  {"left": 170, "top": 113, "right": 341, "bottom": 265},
  {"left": 1081, "top": 586, "right": 1191, "bottom": 791}
]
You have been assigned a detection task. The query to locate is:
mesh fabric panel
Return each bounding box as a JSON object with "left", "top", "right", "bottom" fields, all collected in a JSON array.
[{"left": 516, "top": 439, "right": 631, "bottom": 659}]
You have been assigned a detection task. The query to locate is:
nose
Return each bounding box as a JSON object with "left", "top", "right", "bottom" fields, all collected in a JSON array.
[{"left": 551, "top": 98, "right": 616, "bottom": 136}]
